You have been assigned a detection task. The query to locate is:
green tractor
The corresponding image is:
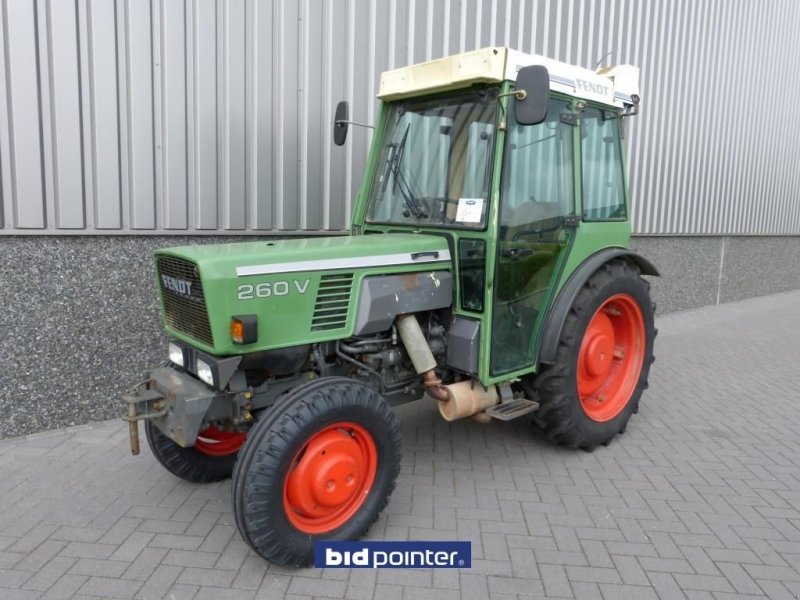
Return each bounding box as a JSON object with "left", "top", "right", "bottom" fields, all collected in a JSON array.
[{"left": 124, "top": 47, "right": 657, "bottom": 566}]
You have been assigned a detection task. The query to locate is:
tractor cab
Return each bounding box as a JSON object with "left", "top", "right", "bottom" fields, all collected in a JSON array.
[{"left": 341, "top": 48, "right": 643, "bottom": 382}]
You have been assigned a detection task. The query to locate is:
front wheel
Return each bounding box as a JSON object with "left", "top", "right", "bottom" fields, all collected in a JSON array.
[
  {"left": 529, "top": 259, "right": 656, "bottom": 451},
  {"left": 232, "top": 377, "right": 402, "bottom": 566}
]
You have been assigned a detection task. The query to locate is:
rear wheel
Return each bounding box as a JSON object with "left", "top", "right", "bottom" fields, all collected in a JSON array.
[
  {"left": 232, "top": 377, "right": 402, "bottom": 566},
  {"left": 145, "top": 421, "right": 246, "bottom": 483},
  {"left": 529, "top": 259, "right": 655, "bottom": 451}
]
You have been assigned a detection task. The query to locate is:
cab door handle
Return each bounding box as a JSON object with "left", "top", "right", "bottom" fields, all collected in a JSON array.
[
  {"left": 501, "top": 248, "right": 533, "bottom": 258},
  {"left": 411, "top": 251, "right": 440, "bottom": 260}
]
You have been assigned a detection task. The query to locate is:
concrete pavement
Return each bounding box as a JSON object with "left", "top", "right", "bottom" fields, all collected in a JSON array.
[{"left": 1, "top": 290, "right": 799, "bottom": 599}]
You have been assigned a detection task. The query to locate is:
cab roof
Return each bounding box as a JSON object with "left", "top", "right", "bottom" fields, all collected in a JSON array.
[{"left": 378, "top": 47, "right": 640, "bottom": 109}]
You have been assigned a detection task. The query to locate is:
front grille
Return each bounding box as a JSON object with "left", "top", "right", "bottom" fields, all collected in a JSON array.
[
  {"left": 156, "top": 256, "right": 214, "bottom": 346},
  {"left": 311, "top": 273, "right": 354, "bottom": 332}
]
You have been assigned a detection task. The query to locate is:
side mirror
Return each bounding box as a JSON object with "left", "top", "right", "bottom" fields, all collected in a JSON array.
[
  {"left": 514, "top": 65, "right": 550, "bottom": 125},
  {"left": 333, "top": 101, "right": 349, "bottom": 146}
]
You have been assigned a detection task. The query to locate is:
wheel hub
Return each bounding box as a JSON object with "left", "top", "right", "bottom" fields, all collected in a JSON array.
[
  {"left": 577, "top": 294, "right": 645, "bottom": 422},
  {"left": 287, "top": 432, "right": 364, "bottom": 512},
  {"left": 283, "top": 422, "right": 377, "bottom": 534},
  {"left": 583, "top": 325, "right": 614, "bottom": 378}
]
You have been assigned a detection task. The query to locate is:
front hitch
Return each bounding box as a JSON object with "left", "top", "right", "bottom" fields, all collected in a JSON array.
[
  {"left": 121, "top": 367, "right": 219, "bottom": 455},
  {"left": 122, "top": 380, "right": 167, "bottom": 455}
]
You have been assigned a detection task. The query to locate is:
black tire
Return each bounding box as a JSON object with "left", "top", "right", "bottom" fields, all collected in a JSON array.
[
  {"left": 145, "top": 420, "right": 239, "bottom": 483},
  {"left": 232, "top": 377, "right": 402, "bottom": 567},
  {"left": 528, "top": 259, "right": 656, "bottom": 451}
]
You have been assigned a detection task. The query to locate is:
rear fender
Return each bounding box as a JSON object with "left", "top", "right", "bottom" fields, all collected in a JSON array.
[{"left": 537, "top": 248, "right": 659, "bottom": 366}]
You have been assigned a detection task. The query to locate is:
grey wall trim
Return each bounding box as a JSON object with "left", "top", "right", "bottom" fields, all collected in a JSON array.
[
  {"left": 1, "top": 1, "right": 799, "bottom": 235},
  {"left": 629, "top": 235, "right": 800, "bottom": 314}
]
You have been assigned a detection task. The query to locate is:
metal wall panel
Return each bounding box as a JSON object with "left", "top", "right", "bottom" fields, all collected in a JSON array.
[
  {"left": 0, "top": 0, "right": 798, "bottom": 235},
  {"left": 1, "top": 0, "right": 46, "bottom": 228}
]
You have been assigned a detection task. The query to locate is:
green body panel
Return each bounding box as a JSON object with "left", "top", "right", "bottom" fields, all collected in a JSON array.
[
  {"left": 156, "top": 234, "right": 450, "bottom": 356},
  {"left": 554, "top": 221, "right": 631, "bottom": 295}
]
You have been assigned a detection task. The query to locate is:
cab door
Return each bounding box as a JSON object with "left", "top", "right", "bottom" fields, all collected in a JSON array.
[{"left": 490, "top": 97, "right": 576, "bottom": 375}]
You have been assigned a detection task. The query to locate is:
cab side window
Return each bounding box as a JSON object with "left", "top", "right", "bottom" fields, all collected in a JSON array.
[
  {"left": 581, "top": 108, "right": 626, "bottom": 220},
  {"left": 501, "top": 98, "right": 575, "bottom": 237}
]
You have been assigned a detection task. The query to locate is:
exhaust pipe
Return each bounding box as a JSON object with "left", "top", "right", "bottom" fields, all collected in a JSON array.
[
  {"left": 396, "top": 314, "right": 499, "bottom": 420},
  {"left": 395, "top": 314, "right": 450, "bottom": 402}
]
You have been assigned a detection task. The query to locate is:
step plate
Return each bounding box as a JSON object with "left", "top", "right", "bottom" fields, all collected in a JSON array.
[{"left": 485, "top": 398, "right": 540, "bottom": 421}]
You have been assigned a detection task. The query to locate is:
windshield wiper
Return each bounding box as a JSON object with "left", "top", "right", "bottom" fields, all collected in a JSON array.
[{"left": 380, "top": 124, "right": 427, "bottom": 219}]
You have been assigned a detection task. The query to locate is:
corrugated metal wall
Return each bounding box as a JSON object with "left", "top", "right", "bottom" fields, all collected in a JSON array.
[{"left": 1, "top": 0, "right": 799, "bottom": 235}]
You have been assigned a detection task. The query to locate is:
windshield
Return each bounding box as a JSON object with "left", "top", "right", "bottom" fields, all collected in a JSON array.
[{"left": 366, "top": 89, "right": 498, "bottom": 228}]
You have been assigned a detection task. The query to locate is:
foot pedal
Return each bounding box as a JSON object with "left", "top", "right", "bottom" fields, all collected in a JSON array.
[{"left": 485, "top": 398, "right": 539, "bottom": 421}]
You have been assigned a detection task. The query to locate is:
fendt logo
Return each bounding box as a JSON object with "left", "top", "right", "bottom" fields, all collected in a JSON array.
[
  {"left": 161, "top": 275, "right": 193, "bottom": 298},
  {"left": 315, "top": 541, "right": 471, "bottom": 569},
  {"left": 575, "top": 78, "right": 610, "bottom": 96}
]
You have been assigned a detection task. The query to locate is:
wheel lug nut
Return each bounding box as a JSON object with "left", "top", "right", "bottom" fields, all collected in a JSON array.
[{"left": 326, "top": 480, "right": 335, "bottom": 490}]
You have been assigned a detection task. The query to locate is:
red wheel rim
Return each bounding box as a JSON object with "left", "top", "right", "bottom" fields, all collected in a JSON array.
[
  {"left": 283, "top": 421, "right": 378, "bottom": 535},
  {"left": 194, "top": 425, "right": 247, "bottom": 457},
  {"left": 577, "top": 294, "right": 645, "bottom": 422}
]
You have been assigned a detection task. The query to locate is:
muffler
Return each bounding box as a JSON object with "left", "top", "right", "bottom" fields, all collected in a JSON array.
[
  {"left": 396, "top": 314, "right": 499, "bottom": 420},
  {"left": 437, "top": 380, "right": 499, "bottom": 421}
]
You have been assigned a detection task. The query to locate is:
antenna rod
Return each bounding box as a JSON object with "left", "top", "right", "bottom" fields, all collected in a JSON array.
[{"left": 593, "top": 48, "right": 619, "bottom": 69}]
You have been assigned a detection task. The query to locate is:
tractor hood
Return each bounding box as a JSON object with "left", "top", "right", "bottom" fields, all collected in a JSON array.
[
  {"left": 159, "top": 233, "right": 450, "bottom": 279},
  {"left": 154, "top": 234, "right": 453, "bottom": 355}
]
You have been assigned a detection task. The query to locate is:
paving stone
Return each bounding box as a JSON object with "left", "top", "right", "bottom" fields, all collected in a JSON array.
[
  {"left": 121, "top": 547, "right": 169, "bottom": 581},
  {"left": 177, "top": 567, "right": 238, "bottom": 588},
  {"left": 673, "top": 574, "right": 735, "bottom": 593},
  {"left": 60, "top": 541, "right": 118, "bottom": 560},
  {"left": 69, "top": 557, "right": 130, "bottom": 578},
  {"left": 256, "top": 574, "right": 292, "bottom": 598},
  {"left": 164, "top": 549, "right": 220, "bottom": 569},
  {"left": 78, "top": 575, "right": 143, "bottom": 599},
  {"left": 194, "top": 587, "right": 257, "bottom": 600},
  {"left": 20, "top": 556, "right": 77, "bottom": 591},
  {"left": 14, "top": 540, "right": 67, "bottom": 571},
  {"left": 0, "top": 292, "right": 799, "bottom": 599},
  {"left": 539, "top": 564, "right": 572, "bottom": 598},
  {"left": 134, "top": 564, "right": 181, "bottom": 600},
  {"left": 162, "top": 583, "right": 200, "bottom": 600},
  {"left": 287, "top": 576, "right": 347, "bottom": 598},
  {"left": 0, "top": 589, "right": 41, "bottom": 600},
  {"left": 232, "top": 556, "right": 267, "bottom": 590},
  {"left": 39, "top": 574, "right": 88, "bottom": 600},
  {"left": 599, "top": 583, "right": 659, "bottom": 600},
  {"left": 0, "top": 568, "right": 33, "bottom": 588}
]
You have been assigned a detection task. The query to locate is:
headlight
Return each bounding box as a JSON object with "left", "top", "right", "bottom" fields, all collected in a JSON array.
[
  {"left": 196, "top": 359, "right": 214, "bottom": 386},
  {"left": 168, "top": 342, "right": 184, "bottom": 367}
]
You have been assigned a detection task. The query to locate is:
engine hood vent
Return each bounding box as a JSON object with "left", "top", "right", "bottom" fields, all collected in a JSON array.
[{"left": 311, "top": 273, "right": 354, "bottom": 332}]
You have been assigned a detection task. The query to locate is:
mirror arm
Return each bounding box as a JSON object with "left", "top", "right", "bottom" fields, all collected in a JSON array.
[
  {"left": 620, "top": 105, "right": 640, "bottom": 118},
  {"left": 497, "top": 89, "right": 528, "bottom": 101},
  {"left": 335, "top": 120, "right": 374, "bottom": 130}
]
